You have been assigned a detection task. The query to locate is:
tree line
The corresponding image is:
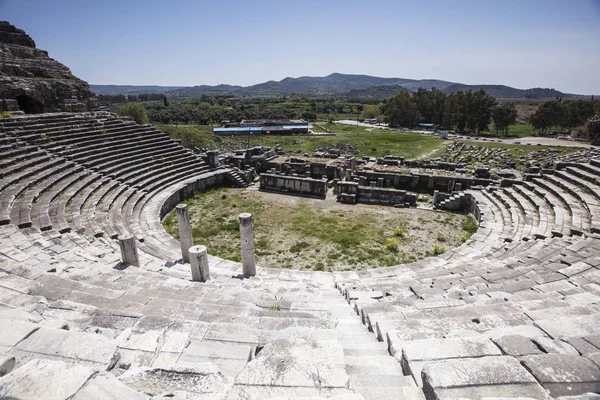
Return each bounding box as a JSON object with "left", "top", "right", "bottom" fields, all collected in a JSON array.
[
  {"left": 529, "top": 98, "right": 599, "bottom": 134},
  {"left": 383, "top": 88, "right": 516, "bottom": 134}
]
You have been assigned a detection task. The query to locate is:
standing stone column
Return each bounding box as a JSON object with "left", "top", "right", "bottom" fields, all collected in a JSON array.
[
  {"left": 189, "top": 245, "right": 210, "bottom": 282},
  {"left": 433, "top": 190, "right": 440, "bottom": 207},
  {"left": 239, "top": 213, "right": 256, "bottom": 276},
  {"left": 118, "top": 234, "right": 140, "bottom": 267},
  {"left": 176, "top": 204, "right": 193, "bottom": 263}
]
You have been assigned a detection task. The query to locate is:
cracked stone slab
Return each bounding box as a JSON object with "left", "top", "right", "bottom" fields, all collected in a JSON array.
[
  {"left": 257, "top": 338, "right": 344, "bottom": 364},
  {"left": 521, "top": 354, "right": 600, "bottom": 397},
  {"left": 119, "top": 362, "right": 230, "bottom": 398},
  {"left": 421, "top": 356, "right": 547, "bottom": 399},
  {"left": 492, "top": 334, "right": 544, "bottom": 356},
  {"left": 0, "top": 319, "right": 40, "bottom": 350},
  {"left": 0, "top": 358, "right": 95, "bottom": 400},
  {"left": 71, "top": 372, "right": 147, "bottom": 400},
  {"left": 399, "top": 336, "right": 502, "bottom": 386},
  {"left": 235, "top": 356, "right": 348, "bottom": 388},
  {"left": 13, "top": 327, "right": 119, "bottom": 369},
  {"left": 535, "top": 314, "right": 600, "bottom": 339}
]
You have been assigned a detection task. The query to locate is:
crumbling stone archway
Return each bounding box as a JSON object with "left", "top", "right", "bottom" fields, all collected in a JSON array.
[{"left": 14, "top": 95, "right": 44, "bottom": 114}]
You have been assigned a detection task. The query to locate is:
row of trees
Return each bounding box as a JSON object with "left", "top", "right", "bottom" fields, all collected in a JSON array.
[
  {"left": 383, "top": 89, "right": 511, "bottom": 134},
  {"left": 143, "top": 102, "right": 316, "bottom": 125},
  {"left": 529, "top": 98, "right": 599, "bottom": 134}
]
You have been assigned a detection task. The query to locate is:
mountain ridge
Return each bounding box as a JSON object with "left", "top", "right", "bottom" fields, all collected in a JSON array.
[{"left": 90, "top": 73, "right": 577, "bottom": 99}]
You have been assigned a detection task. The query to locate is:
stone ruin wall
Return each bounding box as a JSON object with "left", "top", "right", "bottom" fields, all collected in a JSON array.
[
  {"left": 259, "top": 173, "right": 327, "bottom": 197},
  {"left": 0, "top": 21, "right": 95, "bottom": 113}
]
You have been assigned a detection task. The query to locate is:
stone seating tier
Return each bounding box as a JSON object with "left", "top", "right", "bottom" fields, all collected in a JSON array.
[{"left": 2, "top": 113, "right": 600, "bottom": 399}]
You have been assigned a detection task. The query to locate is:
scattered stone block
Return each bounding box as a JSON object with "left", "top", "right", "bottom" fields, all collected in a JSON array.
[
  {"left": 521, "top": 354, "right": 600, "bottom": 397},
  {"left": 492, "top": 334, "right": 544, "bottom": 356},
  {"left": 421, "top": 356, "right": 547, "bottom": 399},
  {"left": 71, "top": 372, "right": 148, "bottom": 400},
  {"left": 0, "top": 358, "right": 95, "bottom": 400},
  {"left": 14, "top": 327, "right": 119, "bottom": 369}
]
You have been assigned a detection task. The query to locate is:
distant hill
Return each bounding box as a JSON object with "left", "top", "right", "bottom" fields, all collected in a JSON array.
[
  {"left": 90, "top": 73, "right": 577, "bottom": 100},
  {"left": 440, "top": 84, "right": 574, "bottom": 99}
]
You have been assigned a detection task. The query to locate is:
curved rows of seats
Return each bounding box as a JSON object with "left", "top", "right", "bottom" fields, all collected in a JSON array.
[
  {"left": 0, "top": 112, "right": 229, "bottom": 261},
  {"left": 334, "top": 181, "right": 600, "bottom": 398},
  {"left": 0, "top": 223, "right": 427, "bottom": 399},
  {"left": 2, "top": 112, "right": 600, "bottom": 399}
]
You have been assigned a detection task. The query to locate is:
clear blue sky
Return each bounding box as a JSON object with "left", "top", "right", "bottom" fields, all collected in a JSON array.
[{"left": 2, "top": 0, "right": 599, "bottom": 94}]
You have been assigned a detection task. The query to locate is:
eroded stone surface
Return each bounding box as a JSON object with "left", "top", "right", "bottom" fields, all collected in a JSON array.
[
  {"left": 521, "top": 354, "right": 600, "bottom": 397},
  {"left": 0, "top": 358, "right": 95, "bottom": 400},
  {"left": 119, "top": 363, "right": 230, "bottom": 397}
]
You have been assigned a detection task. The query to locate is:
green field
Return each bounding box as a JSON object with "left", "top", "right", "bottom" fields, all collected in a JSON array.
[
  {"left": 488, "top": 123, "right": 538, "bottom": 138},
  {"left": 156, "top": 122, "right": 581, "bottom": 162}
]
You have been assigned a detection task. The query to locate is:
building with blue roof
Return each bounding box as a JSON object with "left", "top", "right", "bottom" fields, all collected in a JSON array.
[{"left": 213, "top": 119, "right": 312, "bottom": 136}]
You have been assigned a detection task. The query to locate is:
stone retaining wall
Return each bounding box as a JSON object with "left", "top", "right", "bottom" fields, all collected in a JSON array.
[
  {"left": 159, "top": 171, "right": 228, "bottom": 220},
  {"left": 259, "top": 173, "right": 327, "bottom": 197},
  {"left": 357, "top": 171, "right": 496, "bottom": 193}
]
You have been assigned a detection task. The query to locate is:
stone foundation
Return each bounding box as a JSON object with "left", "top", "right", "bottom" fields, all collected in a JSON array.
[{"left": 259, "top": 173, "right": 327, "bottom": 197}]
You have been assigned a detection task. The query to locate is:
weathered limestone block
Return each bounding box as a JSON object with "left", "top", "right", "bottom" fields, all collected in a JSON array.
[
  {"left": 492, "top": 334, "right": 544, "bottom": 356},
  {"left": 521, "top": 354, "right": 600, "bottom": 397},
  {"left": 0, "top": 358, "right": 95, "bottom": 400},
  {"left": 0, "top": 320, "right": 39, "bottom": 351},
  {"left": 14, "top": 327, "right": 119, "bottom": 370},
  {"left": 239, "top": 213, "right": 256, "bottom": 276},
  {"left": 398, "top": 336, "right": 502, "bottom": 386},
  {"left": 421, "top": 356, "right": 547, "bottom": 399},
  {"left": 235, "top": 356, "right": 348, "bottom": 388},
  {"left": 175, "top": 204, "right": 193, "bottom": 263},
  {"left": 71, "top": 373, "right": 148, "bottom": 400}
]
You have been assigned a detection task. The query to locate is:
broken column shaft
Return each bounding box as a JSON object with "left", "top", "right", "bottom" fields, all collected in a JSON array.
[
  {"left": 239, "top": 213, "right": 256, "bottom": 276},
  {"left": 189, "top": 245, "right": 210, "bottom": 282},
  {"left": 176, "top": 204, "right": 193, "bottom": 263},
  {"left": 118, "top": 234, "right": 140, "bottom": 267}
]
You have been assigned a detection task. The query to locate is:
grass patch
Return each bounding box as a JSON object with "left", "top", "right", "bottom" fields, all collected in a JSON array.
[
  {"left": 432, "top": 244, "right": 447, "bottom": 256},
  {"left": 462, "top": 216, "right": 479, "bottom": 234},
  {"left": 163, "top": 187, "right": 470, "bottom": 270}
]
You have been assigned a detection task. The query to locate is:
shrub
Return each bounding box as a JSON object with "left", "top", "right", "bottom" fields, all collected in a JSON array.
[
  {"left": 116, "top": 103, "right": 149, "bottom": 124},
  {"left": 432, "top": 244, "right": 447, "bottom": 256},
  {"left": 314, "top": 262, "right": 325, "bottom": 271},
  {"left": 393, "top": 227, "right": 407, "bottom": 238},
  {"left": 458, "top": 232, "right": 471, "bottom": 243},
  {"left": 290, "top": 241, "right": 310, "bottom": 253},
  {"left": 462, "top": 216, "right": 479, "bottom": 234},
  {"left": 384, "top": 237, "right": 400, "bottom": 252},
  {"left": 0, "top": 111, "right": 12, "bottom": 118},
  {"left": 436, "top": 232, "right": 448, "bottom": 242}
]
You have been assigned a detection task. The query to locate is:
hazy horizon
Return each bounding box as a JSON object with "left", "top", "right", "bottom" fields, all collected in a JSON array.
[{"left": 2, "top": 0, "right": 600, "bottom": 94}]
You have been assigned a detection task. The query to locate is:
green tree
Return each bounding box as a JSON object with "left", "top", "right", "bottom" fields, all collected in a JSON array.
[
  {"left": 117, "top": 103, "right": 149, "bottom": 124},
  {"left": 589, "top": 112, "right": 600, "bottom": 145},
  {"left": 529, "top": 100, "right": 566, "bottom": 134},
  {"left": 492, "top": 103, "right": 518, "bottom": 136},
  {"left": 384, "top": 90, "right": 419, "bottom": 128},
  {"left": 361, "top": 104, "right": 381, "bottom": 119}
]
